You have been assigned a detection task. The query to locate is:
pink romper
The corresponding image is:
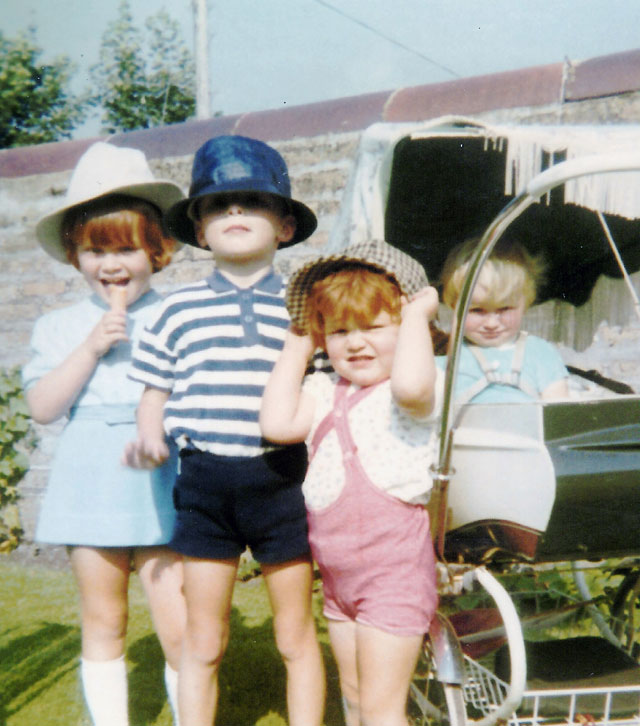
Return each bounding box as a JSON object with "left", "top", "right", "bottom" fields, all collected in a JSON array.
[{"left": 307, "top": 378, "right": 438, "bottom": 636}]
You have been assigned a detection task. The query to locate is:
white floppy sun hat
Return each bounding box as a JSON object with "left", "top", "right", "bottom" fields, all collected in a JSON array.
[{"left": 35, "top": 142, "right": 184, "bottom": 263}]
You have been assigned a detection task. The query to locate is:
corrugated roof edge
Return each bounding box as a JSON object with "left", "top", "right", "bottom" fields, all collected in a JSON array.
[{"left": 1, "top": 48, "right": 639, "bottom": 179}]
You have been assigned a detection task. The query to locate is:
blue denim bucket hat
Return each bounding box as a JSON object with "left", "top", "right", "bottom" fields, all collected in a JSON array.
[{"left": 165, "top": 135, "right": 317, "bottom": 247}]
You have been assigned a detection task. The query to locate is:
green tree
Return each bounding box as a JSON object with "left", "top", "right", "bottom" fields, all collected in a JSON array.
[
  {"left": 0, "top": 30, "right": 87, "bottom": 148},
  {"left": 91, "top": 0, "right": 196, "bottom": 133}
]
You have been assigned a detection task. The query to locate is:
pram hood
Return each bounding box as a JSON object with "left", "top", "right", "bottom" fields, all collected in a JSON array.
[{"left": 328, "top": 116, "right": 640, "bottom": 307}]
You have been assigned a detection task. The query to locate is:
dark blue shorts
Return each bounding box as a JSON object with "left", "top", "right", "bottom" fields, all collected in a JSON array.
[{"left": 170, "top": 444, "right": 311, "bottom": 563}]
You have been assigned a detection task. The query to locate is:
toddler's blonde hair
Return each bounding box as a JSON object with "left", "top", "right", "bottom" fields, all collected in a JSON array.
[{"left": 440, "top": 238, "right": 544, "bottom": 309}]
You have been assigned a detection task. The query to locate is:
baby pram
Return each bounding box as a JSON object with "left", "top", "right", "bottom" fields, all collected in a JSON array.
[{"left": 328, "top": 117, "right": 640, "bottom": 725}]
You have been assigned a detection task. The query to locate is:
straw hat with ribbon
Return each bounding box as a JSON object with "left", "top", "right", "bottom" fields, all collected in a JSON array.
[{"left": 35, "top": 142, "right": 184, "bottom": 263}]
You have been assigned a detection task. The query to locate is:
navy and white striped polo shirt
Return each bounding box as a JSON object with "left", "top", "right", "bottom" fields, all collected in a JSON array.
[{"left": 130, "top": 269, "right": 290, "bottom": 457}]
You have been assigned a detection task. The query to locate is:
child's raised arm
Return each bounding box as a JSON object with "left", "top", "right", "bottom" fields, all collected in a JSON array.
[
  {"left": 391, "top": 286, "right": 440, "bottom": 419},
  {"left": 260, "top": 329, "right": 316, "bottom": 444},
  {"left": 26, "top": 309, "right": 128, "bottom": 424}
]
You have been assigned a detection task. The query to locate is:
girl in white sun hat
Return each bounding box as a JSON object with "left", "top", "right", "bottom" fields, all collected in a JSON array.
[{"left": 22, "top": 142, "right": 186, "bottom": 726}]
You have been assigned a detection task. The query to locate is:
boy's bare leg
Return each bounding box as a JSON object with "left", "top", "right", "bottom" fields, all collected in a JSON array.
[
  {"left": 178, "top": 557, "right": 238, "bottom": 726},
  {"left": 135, "top": 546, "right": 185, "bottom": 669},
  {"left": 135, "top": 547, "right": 185, "bottom": 725},
  {"left": 263, "top": 558, "right": 326, "bottom": 726}
]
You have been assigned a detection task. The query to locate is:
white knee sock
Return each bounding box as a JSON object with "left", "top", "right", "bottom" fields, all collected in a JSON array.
[
  {"left": 164, "top": 661, "right": 180, "bottom": 726},
  {"left": 81, "top": 655, "right": 129, "bottom": 726}
]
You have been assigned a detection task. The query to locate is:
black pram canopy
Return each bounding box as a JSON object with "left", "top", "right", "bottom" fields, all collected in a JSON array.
[{"left": 328, "top": 117, "right": 640, "bottom": 307}]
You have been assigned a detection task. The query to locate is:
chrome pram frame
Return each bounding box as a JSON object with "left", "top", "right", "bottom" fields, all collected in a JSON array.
[{"left": 419, "top": 153, "right": 640, "bottom": 726}]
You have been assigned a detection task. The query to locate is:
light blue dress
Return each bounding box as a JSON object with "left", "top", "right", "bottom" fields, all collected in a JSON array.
[{"left": 22, "top": 290, "right": 178, "bottom": 546}]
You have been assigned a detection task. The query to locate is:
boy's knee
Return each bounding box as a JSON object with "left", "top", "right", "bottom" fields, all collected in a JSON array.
[
  {"left": 273, "top": 616, "right": 317, "bottom": 663},
  {"left": 184, "top": 621, "right": 229, "bottom": 667},
  {"left": 274, "top": 631, "right": 305, "bottom": 664}
]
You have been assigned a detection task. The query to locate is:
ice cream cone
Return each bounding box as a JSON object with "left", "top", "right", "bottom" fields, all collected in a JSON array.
[{"left": 109, "top": 286, "right": 128, "bottom": 312}]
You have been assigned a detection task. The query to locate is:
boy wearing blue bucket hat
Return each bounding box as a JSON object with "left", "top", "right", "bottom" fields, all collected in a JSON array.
[{"left": 124, "top": 136, "right": 325, "bottom": 726}]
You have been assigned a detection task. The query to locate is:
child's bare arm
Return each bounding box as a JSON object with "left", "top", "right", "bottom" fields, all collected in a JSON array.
[
  {"left": 27, "top": 310, "right": 128, "bottom": 424},
  {"left": 260, "top": 329, "right": 316, "bottom": 444},
  {"left": 122, "top": 386, "right": 171, "bottom": 469},
  {"left": 391, "top": 286, "right": 440, "bottom": 418},
  {"left": 541, "top": 377, "right": 569, "bottom": 400}
]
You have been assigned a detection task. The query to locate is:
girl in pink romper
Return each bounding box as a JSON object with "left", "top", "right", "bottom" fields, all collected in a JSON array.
[{"left": 261, "top": 240, "right": 442, "bottom": 726}]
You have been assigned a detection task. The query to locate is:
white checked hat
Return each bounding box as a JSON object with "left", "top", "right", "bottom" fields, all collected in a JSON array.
[
  {"left": 286, "top": 239, "right": 429, "bottom": 330},
  {"left": 35, "top": 142, "right": 184, "bottom": 263}
]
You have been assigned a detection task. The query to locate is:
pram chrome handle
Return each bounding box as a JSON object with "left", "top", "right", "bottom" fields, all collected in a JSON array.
[{"left": 473, "top": 567, "right": 527, "bottom": 726}]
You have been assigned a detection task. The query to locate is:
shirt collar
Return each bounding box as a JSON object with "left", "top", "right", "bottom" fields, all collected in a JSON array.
[{"left": 206, "top": 267, "right": 283, "bottom": 294}]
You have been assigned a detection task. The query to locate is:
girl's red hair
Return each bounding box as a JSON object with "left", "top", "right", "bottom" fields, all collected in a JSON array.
[
  {"left": 61, "top": 195, "right": 176, "bottom": 272},
  {"left": 306, "top": 266, "right": 402, "bottom": 349}
]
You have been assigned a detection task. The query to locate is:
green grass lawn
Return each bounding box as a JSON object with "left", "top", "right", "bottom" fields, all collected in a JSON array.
[
  {"left": 5, "top": 554, "right": 623, "bottom": 726},
  {"left": 0, "top": 558, "right": 345, "bottom": 726}
]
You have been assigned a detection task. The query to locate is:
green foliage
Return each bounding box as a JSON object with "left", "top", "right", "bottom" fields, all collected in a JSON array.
[
  {"left": 91, "top": 0, "right": 196, "bottom": 133},
  {"left": 0, "top": 29, "right": 88, "bottom": 148},
  {"left": 0, "top": 368, "right": 36, "bottom": 553},
  {"left": 450, "top": 565, "right": 580, "bottom": 615}
]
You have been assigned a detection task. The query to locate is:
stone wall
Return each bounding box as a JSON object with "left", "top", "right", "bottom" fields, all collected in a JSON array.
[
  {"left": 4, "top": 61, "right": 640, "bottom": 552},
  {"left": 0, "top": 132, "right": 359, "bottom": 368}
]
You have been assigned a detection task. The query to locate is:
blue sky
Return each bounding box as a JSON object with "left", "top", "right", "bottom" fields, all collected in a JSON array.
[{"left": 3, "top": 0, "right": 640, "bottom": 138}]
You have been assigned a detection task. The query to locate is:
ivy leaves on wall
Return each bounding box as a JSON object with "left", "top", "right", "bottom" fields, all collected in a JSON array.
[{"left": 0, "top": 368, "right": 36, "bottom": 553}]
